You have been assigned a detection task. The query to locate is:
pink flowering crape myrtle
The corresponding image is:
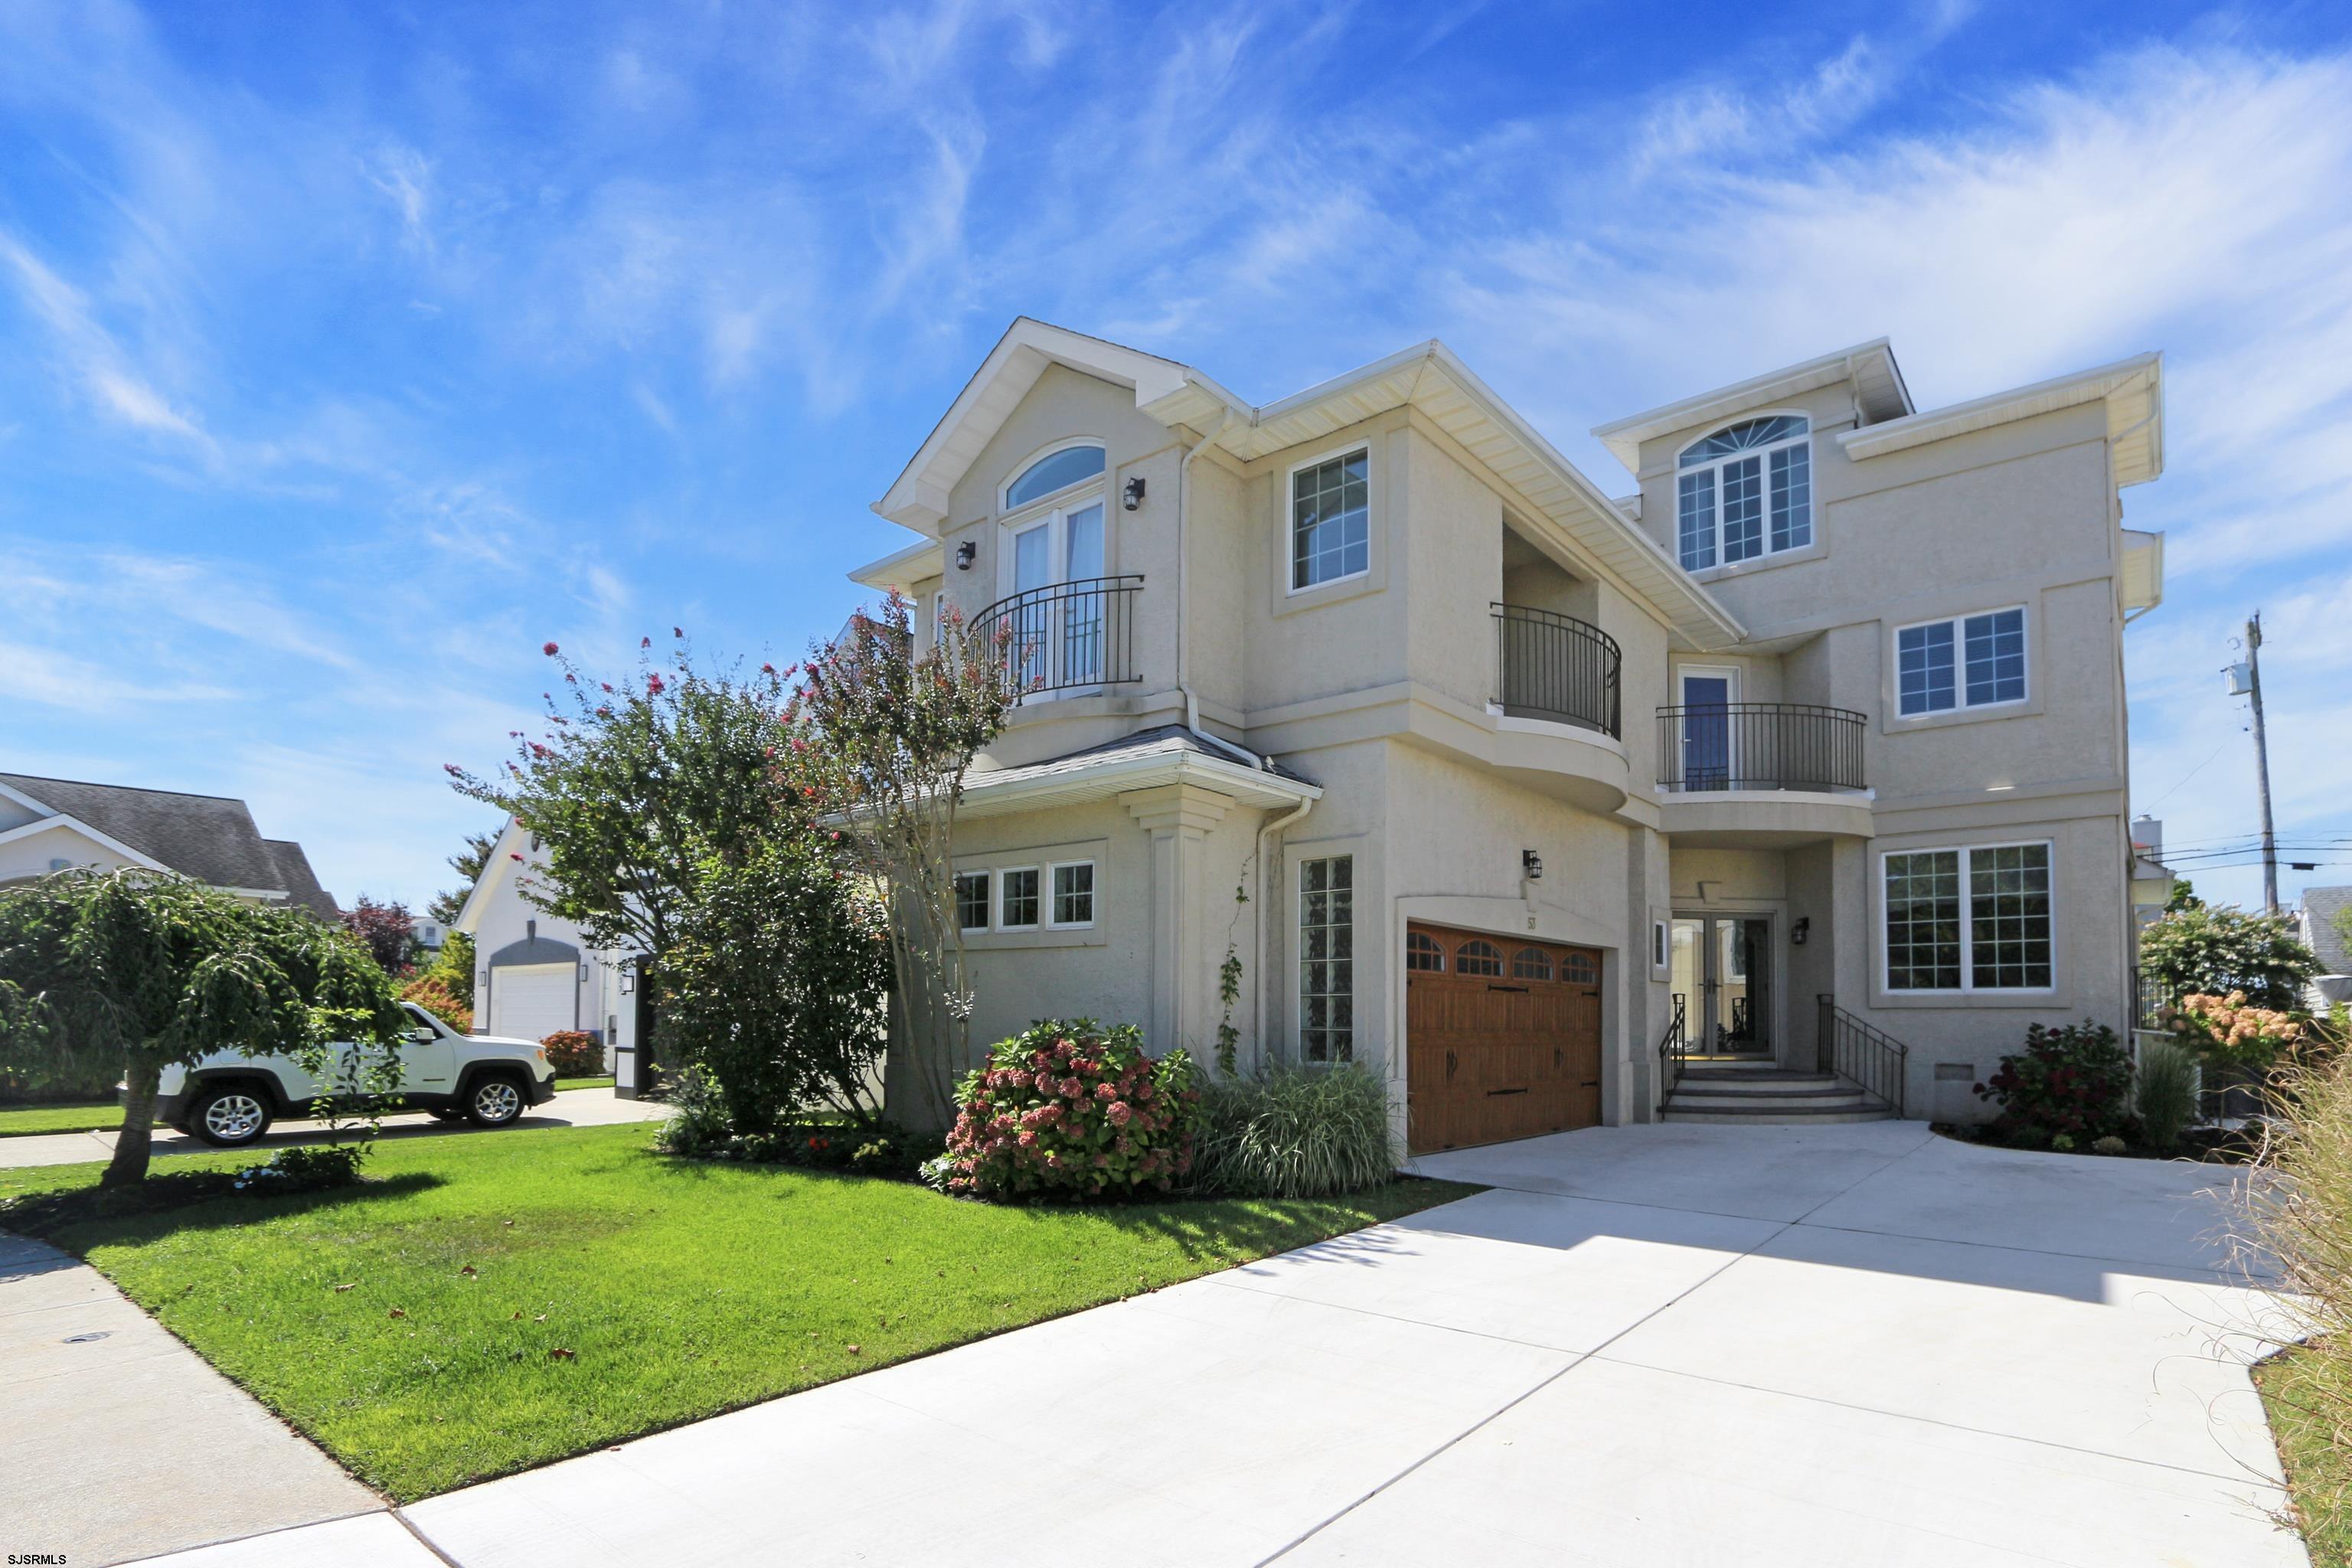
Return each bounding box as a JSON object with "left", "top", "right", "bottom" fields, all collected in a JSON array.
[{"left": 932, "top": 1020, "right": 1201, "bottom": 1200}]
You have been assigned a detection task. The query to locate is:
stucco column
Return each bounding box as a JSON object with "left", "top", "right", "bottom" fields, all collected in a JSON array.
[{"left": 1122, "top": 782, "right": 1236, "bottom": 1054}]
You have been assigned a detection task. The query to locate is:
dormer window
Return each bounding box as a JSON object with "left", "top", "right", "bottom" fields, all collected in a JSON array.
[
  {"left": 1004, "top": 443, "right": 1105, "bottom": 511},
  {"left": 1676, "top": 415, "right": 1811, "bottom": 572}
]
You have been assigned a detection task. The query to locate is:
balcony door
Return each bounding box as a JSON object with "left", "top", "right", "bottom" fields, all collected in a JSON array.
[
  {"left": 1003, "top": 499, "right": 1106, "bottom": 691},
  {"left": 1677, "top": 666, "right": 1738, "bottom": 791},
  {"left": 1668, "top": 913, "right": 1772, "bottom": 1057}
]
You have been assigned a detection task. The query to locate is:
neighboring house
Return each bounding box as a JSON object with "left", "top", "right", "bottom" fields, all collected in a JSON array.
[
  {"left": 2296, "top": 886, "right": 2352, "bottom": 1008},
  {"left": 449, "top": 818, "right": 646, "bottom": 1086},
  {"left": 848, "top": 319, "right": 2165, "bottom": 1148},
  {"left": 411, "top": 917, "right": 448, "bottom": 956},
  {"left": 2128, "top": 814, "right": 2176, "bottom": 930},
  {"left": 0, "top": 772, "right": 339, "bottom": 920}
]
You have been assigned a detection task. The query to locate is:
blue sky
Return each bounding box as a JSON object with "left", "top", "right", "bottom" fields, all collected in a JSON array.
[{"left": 5, "top": 0, "right": 2351, "bottom": 916}]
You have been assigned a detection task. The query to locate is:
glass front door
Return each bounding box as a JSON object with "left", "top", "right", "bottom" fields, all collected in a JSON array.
[
  {"left": 1668, "top": 913, "right": 1772, "bottom": 1057},
  {"left": 1006, "top": 499, "right": 1107, "bottom": 691}
]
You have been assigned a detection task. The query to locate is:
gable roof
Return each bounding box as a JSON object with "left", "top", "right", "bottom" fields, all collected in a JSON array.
[
  {"left": 261, "top": 839, "right": 340, "bottom": 921},
  {"left": 874, "top": 321, "right": 1746, "bottom": 652},
  {"left": 1590, "top": 339, "right": 1914, "bottom": 472},
  {"left": 0, "top": 773, "right": 315, "bottom": 900},
  {"left": 450, "top": 816, "right": 531, "bottom": 937},
  {"left": 1837, "top": 351, "right": 2163, "bottom": 487}
]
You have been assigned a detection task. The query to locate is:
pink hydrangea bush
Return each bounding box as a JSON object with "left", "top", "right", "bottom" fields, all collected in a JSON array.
[{"left": 926, "top": 1021, "right": 1201, "bottom": 1200}]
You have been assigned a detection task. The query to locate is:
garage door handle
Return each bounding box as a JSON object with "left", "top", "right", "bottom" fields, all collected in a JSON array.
[
  {"left": 1487, "top": 984, "right": 1529, "bottom": 992},
  {"left": 1485, "top": 1086, "right": 1529, "bottom": 1097},
  {"left": 1581, "top": 1080, "right": 1599, "bottom": 1088}
]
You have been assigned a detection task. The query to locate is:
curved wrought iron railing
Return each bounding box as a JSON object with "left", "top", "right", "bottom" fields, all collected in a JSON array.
[
  {"left": 1492, "top": 603, "right": 1622, "bottom": 737},
  {"left": 1656, "top": 701, "right": 1866, "bottom": 792},
  {"left": 968, "top": 575, "right": 1144, "bottom": 703},
  {"left": 1818, "top": 995, "right": 1908, "bottom": 1115}
]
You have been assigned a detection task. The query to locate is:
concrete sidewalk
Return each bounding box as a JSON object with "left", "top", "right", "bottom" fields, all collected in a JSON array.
[
  {"left": 0, "top": 1088, "right": 666, "bottom": 1171},
  {"left": 124, "top": 1120, "right": 2306, "bottom": 1568},
  {"left": 0, "top": 1233, "right": 380, "bottom": 1566}
]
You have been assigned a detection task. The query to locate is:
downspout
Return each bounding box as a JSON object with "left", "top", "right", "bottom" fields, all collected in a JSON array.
[
  {"left": 1253, "top": 792, "right": 1315, "bottom": 1067},
  {"left": 1175, "top": 407, "right": 1271, "bottom": 773}
]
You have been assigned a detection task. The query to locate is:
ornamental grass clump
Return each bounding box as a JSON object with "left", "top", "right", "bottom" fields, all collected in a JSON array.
[
  {"left": 925, "top": 1021, "right": 1201, "bottom": 1200},
  {"left": 2135, "top": 1034, "right": 2202, "bottom": 1153},
  {"left": 1194, "top": 1063, "right": 1398, "bottom": 1199}
]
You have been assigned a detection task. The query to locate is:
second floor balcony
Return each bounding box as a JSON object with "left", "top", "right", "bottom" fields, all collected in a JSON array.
[
  {"left": 1657, "top": 701, "right": 1866, "bottom": 793},
  {"left": 970, "top": 575, "right": 1146, "bottom": 704},
  {"left": 1492, "top": 603, "right": 1622, "bottom": 738}
]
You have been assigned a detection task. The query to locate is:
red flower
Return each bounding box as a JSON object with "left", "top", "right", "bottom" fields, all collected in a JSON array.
[
  {"left": 509, "top": 852, "right": 524, "bottom": 862},
  {"left": 640, "top": 635, "right": 652, "bottom": 648}
]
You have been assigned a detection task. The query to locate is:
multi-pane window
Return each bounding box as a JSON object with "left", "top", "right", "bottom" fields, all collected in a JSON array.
[
  {"left": 1898, "top": 607, "right": 2026, "bottom": 715},
  {"left": 1883, "top": 843, "right": 2052, "bottom": 991},
  {"left": 1456, "top": 939, "right": 1504, "bottom": 977},
  {"left": 1677, "top": 416, "right": 1810, "bottom": 572},
  {"left": 1511, "top": 946, "right": 1553, "bottom": 981},
  {"left": 1406, "top": 931, "right": 1445, "bottom": 972},
  {"left": 954, "top": 871, "right": 991, "bottom": 933},
  {"left": 998, "top": 867, "right": 1040, "bottom": 930},
  {"left": 1050, "top": 862, "right": 1094, "bottom": 927},
  {"left": 1291, "top": 449, "right": 1369, "bottom": 590},
  {"left": 1298, "top": 856, "right": 1354, "bottom": 1061}
]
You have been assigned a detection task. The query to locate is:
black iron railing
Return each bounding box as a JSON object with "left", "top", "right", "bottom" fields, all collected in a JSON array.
[
  {"left": 1655, "top": 992, "right": 1688, "bottom": 1116},
  {"left": 1657, "top": 702, "right": 1867, "bottom": 792},
  {"left": 1493, "top": 603, "right": 1622, "bottom": 737},
  {"left": 1817, "top": 995, "right": 1908, "bottom": 1115},
  {"left": 969, "top": 575, "right": 1144, "bottom": 703}
]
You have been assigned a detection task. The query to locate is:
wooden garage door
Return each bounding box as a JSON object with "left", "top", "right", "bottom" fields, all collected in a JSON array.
[{"left": 1406, "top": 923, "right": 1602, "bottom": 1155}]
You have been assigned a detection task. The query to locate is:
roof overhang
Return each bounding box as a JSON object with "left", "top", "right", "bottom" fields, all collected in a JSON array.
[
  {"left": 1592, "top": 339, "right": 1913, "bottom": 472},
  {"left": 0, "top": 812, "right": 173, "bottom": 876},
  {"left": 1837, "top": 351, "right": 2163, "bottom": 487},
  {"left": 871, "top": 318, "right": 1246, "bottom": 535},
  {"left": 848, "top": 536, "right": 946, "bottom": 593},
  {"left": 959, "top": 740, "right": 1321, "bottom": 821},
  {"left": 450, "top": 818, "right": 528, "bottom": 937}
]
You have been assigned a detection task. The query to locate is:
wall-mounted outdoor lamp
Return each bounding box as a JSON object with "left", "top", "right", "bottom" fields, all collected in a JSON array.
[
  {"left": 1521, "top": 849, "right": 1544, "bottom": 881},
  {"left": 1122, "top": 476, "right": 1147, "bottom": 510},
  {"left": 619, "top": 969, "right": 635, "bottom": 995},
  {"left": 1792, "top": 917, "right": 1810, "bottom": 946},
  {"left": 956, "top": 541, "right": 978, "bottom": 570}
]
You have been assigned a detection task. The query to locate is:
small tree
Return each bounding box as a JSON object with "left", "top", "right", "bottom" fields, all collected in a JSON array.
[
  {"left": 426, "top": 829, "right": 502, "bottom": 928},
  {"left": 341, "top": 895, "right": 416, "bottom": 973},
  {"left": 792, "top": 593, "right": 1012, "bottom": 1127},
  {"left": 0, "top": 869, "right": 404, "bottom": 1186},
  {"left": 2139, "top": 902, "right": 2318, "bottom": 1013}
]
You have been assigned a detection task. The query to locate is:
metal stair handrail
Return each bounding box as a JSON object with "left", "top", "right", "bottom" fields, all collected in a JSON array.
[
  {"left": 1655, "top": 993, "right": 1688, "bottom": 1116},
  {"left": 1816, "top": 995, "right": 1909, "bottom": 1116}
]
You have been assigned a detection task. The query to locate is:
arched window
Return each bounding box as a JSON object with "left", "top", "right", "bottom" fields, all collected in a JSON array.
[
  {"left": 1676, "top": 415, "right": 1810, "bottom": 572},
  {"left": 1562, "top": 952, "right": 1599, "bottom": 985},
  {"left": 1457, "top": 939, "right": 1504, "bottom": 977},
  {"left": 1406, "top": 931, "right": 1446, "bottom": 972},
  {"left": 1004, "top": 443, "right": 1106, "bottom": 511},
  {"left": 1511, "top": 946, "right": 1553, "bottom": 981}
]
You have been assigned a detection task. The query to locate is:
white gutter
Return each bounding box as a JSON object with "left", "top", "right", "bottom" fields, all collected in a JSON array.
[
  {"left": 1174, "top": 411, "right": 1270, "bottom": 773},
  {"left": 1251, "top": 792, "right": 1315, "bottom": 1067}
]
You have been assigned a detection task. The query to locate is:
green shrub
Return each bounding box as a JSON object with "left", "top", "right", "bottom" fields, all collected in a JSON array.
[
  {"left": 1194, "top": 1062, "right": 1399, "bottom": 1198},
  {"left": 1975, "top": 1022, "right": 2135, "bottom": 1146},
  {"left": 652, "top": 1062, "right": 732, "bottom": 1156},
  {"left": 540, "top": 1030, "right": 603, "bottom": 1077},
  {"left": 2135, "top": 1034, "right": 2201, "bottom": 1153},
  {"left": 234, "top": 1142, "right": 368, "bottom": 1192},
  {"left": 924, "top": 1020, "right": 1202, "bottom": 1200},
  {"left": 398, "top": 974, "right": 472, "bottom": 1034}
]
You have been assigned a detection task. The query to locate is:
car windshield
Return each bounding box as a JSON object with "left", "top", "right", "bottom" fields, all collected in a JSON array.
[{"left": 399, "top": 1003, "right": 439, "bottom": 1034}]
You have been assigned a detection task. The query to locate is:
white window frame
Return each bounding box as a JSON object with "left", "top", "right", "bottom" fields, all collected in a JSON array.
[
  {"left": 1673, "top": 663, "right": 1742, "bottom": 789},
  {"left": 1284, "top": 443, "right": 1373, "bottom": 596},
  {"left": 1674, "top": 411, "right": 1813, "bottom": 573},
  {"left": 997, "top": 865, "right": 1041, "bottom": 932},
  {"left": 1295, "top": 854, "right": 1355, "bottom": 1062},
  {"left": 1000, "top": 438, "right": 1107, "bottom": 514},
  {"left": 1878, "top": 838, "right": 2056, "bottom": 995},
  {"left": 1891, "top": 604, "right": 2030, "bottom": 718},
  {"left": 1045, "top": 859, "right": 1096, "bottom": 929},
  {"left": 954, "top": 869, "right": 992, "bottom": 934}
]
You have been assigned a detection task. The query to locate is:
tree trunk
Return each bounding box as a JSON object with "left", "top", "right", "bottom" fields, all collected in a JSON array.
[{"left": 101, "top": 1057, "right": 160, "bottom": 1188}]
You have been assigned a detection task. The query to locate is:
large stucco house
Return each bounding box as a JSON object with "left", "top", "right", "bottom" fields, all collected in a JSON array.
[{"left": 847, "top": 321, "right": 2166, "bottom": 1151}]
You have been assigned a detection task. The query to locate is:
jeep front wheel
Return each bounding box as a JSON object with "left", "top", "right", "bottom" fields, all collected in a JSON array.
[
  {"left": 466, "top": 1075, "right": 526, "bottom": 1127},
  {"left": 190, "top": 1086, "right": 273, "bottom": 1148}
]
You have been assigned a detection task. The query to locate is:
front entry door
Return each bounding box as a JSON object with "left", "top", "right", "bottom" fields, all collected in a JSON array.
[
  {"left": 1668, "top": 915, "right": 1772, "bottom": 1057},
  {"left": 1406, "top": 923, "right": 1603, "bottom": 1154}
]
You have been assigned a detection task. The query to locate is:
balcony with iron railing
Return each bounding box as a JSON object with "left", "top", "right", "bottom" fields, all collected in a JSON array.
[
  {"left": 967, "top": 575, "right": 1145, "bottom": 705},
  {"left": 1491, "top": 603, "right": 1622, "bottom": 738},
  {"left": 1655, "top": 700, "right": 1873, "bottom": 843}
]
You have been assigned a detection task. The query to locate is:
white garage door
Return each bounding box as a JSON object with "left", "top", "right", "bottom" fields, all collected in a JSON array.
[{"left": 489, "top": 962, "right": 577, "bottom": 1044}]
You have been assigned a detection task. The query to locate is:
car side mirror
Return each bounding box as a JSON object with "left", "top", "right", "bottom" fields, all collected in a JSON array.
[{"left": 406, "top": 1027, "right": 436, "bottom": 1044}]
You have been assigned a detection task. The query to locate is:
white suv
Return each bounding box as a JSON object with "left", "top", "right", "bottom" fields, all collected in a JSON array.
[{"left": 155, "top": 1001, "right": 560, "bottom": 1147}]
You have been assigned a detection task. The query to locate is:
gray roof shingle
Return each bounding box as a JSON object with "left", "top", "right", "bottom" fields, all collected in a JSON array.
[
  {"left": 2305, "top": 885, "right": 2352, "bottom": 975},
  {"left": 0, "top": 773, "right": 338, "bottom": 920}
]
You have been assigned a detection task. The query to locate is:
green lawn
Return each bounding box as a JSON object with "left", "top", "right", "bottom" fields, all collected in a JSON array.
[
  {"left": 0, "top": 1124, "right": 1475, "bottom": 1501},
  {"left": 554, "top": 1076, "right": 615, "bottom": 1092},
  {"left": 2257, "top": 1344, "right": 2352, "bottom": 1566},
  {"left": 0, "top": 1100, "right": 128, "bottom": 1138}
]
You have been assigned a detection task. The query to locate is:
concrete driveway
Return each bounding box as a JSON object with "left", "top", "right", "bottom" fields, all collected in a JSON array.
[
  {"left": 135, "top": 1120, "right": 2305, "bottom": 1567},
  {"left": 0, "top": 1088, "right": 666, "bottom": 1171}
]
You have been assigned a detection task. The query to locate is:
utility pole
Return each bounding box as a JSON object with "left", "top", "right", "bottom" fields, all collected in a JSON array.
[{"left": 2246, "top": 612, "right": 2279, "bottom": 913}]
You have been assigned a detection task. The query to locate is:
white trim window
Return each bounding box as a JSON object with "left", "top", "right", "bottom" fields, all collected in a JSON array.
[
  {"left": 1003, "top": 442, "right": 1106, "bottom": 511},
  {"left": 954, "top": 870, "right": 991, "bottom": 934},
  {"left": 1676, "top": 414, "right": 1811, "bottom": 572},
  {"left": 1048, "top": 861, "right": 1095, "bottom": 928},
  {"left": 1883, "top": 841, "right": 2053, "bottom": 992},
  {"left": 1896, "top": 606, "right": 2026, "bottom": 716},
  {"left": 998, "top": 867, "right": 1040, "bottom": 931},
  {"left": 1298, "top": 855, "right": 1354, "bottom": 1061},
  {"left": 1289, "top": 447, "right": 1369, "bottom": 591}
]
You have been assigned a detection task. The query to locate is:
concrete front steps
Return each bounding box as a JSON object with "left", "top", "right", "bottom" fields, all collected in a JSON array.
[{"left": 1661, "top": 1058, "right": 1895, "bottom": 1124}]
